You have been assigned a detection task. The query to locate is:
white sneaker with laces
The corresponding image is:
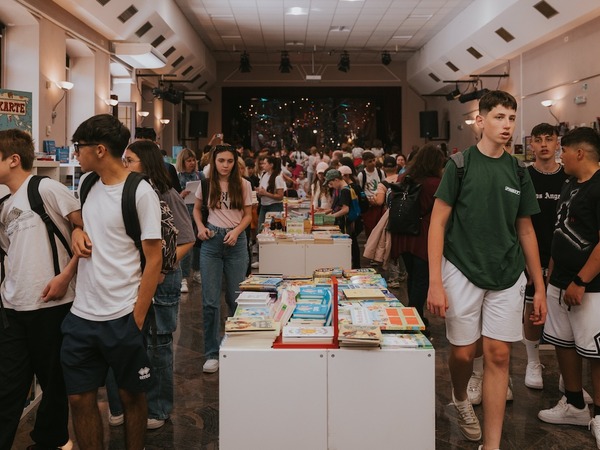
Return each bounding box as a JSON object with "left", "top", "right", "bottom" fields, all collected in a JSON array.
[
  {"left": 203, "top": 358, "right": 219, "bottom": 373},
  {"left": 192, "top": 272, "right": 202, "bottom": 284},
  {"left": 559, "top": 374, "right": 594, "bottom": 404},
  {"left": 147, "top": 418, "right": 166, "bottom": 430},
  {"left": 452, "top": 390, "right": 482, "bottom": 441},
  {"left": 108, "top": 413, "right": 124, "bottom": 426},
  {"left": 180, "top": 279, "right": 189, "bottom": 293},
  {"left": 525, "top": 361, "right": 545, "bottom": 389},
  {"left": 251, "top": 261, "right": 259, "bottom": 269},
  {"left": 467, "top": 372, "right": 483, "bottom": 406},
  {"left": 538, "top": 396, "right": 590, "bottom": 426},
  {"left": 589, "top": 416, "right": 600, "bottom": 449},
  {"left": 506, "top": 376, "right": 514, "bottom": 402}
]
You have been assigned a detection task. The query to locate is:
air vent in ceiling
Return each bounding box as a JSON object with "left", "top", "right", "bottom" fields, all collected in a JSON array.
[
  {"left": 117, "top": 5, "right": 138, "bottom": 23},
  {"left": 495, "top": 27, "right": 515, "bottom": 43},
  {"left": 198, "top": 81, "right": 207, "bottom": 89},
  {"left": 135, "top": 21, "right": 153, "bottom": 38},
  {"left": 466, "top": 46, "right": 483, "bottom": 59},
  {"left": 190, "top": 74, "right": 201, "bottom": 83},
  {"left": 446, "top": 61, "right": 459, "bottom": 72},
  {"left": 172, "top": 56, "right": 184, "bottom": 68},
  {"left": 96, "top": 0, "right": 110, "bottom": 6},
  {"left": 534, "top": 1, "right": 559, "bottom": 19},
  {"left": 428, "top": 72, "right": 440, "bottom": 82},
  {"left": 151, "top": 35, "right": 165, "bottom": 48},
  {"left": 163, "top": 46, "right": 176, "bottom": 58},
  {"left": 182, "top": 66, "right": 194, "bottom": 76}
]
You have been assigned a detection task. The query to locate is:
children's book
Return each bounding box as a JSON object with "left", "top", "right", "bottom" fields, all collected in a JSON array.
[{"left": 342, "top": 288, "right": 386, "bottom": 300}]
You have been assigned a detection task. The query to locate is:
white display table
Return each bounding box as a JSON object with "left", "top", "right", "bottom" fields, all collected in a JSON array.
[
  {"left": 219, "top": 347, "right": 435, "bottom": 450},
  {"left": 258, "top": 240, "right": 352, "bottom": 276}
]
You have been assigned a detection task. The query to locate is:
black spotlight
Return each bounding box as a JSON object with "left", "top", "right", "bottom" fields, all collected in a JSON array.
[
  {"left": 446, "top": 84, "right": 461, "bottom": 101},
  {"left": 239, "top": 51, "right": 252, "bottom": 73},
  {"left": 381, "top": 51, "right": 392, "bottom": 66},
  {"left": 338, "top": 51, "right": 350, "bottom": 72},
  {"left": 279, "top": 51, "right": 292, "bottom": 73},
  {"left": 459, "top": 88, "right": 490, "bottom": 103}
]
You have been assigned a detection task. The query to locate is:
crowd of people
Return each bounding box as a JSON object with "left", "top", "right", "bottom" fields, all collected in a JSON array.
[{"left": 0, "top": 89, "right": 599, "bottom": 449}]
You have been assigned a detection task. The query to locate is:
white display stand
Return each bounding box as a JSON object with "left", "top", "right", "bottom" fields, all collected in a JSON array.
[
  {"left": 220, "top": 347, "right": 435, "bottom": 450},
  {"left": 32, "top": 160, "right": 60, "bottom": 180},
  {"left": 258, "top": 241, "right": 351, "bottom": 275}
]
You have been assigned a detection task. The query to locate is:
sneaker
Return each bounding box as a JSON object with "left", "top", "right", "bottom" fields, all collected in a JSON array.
[
  {"left": 203, "top": 358, "right": 219, "bottom": 373},
  {"left": 108, "top": 413, "right": 124, "bottom": 426},
  {"left": 397, "top": 272, "right": 408, "bottom": 282},
  {"left": 180, "top": 279, "right": 189, "bottom": 293},
  {"left": 559, "top": 375, "right": 594, "bottom": 404},
  {"left": 192, "top": 272, "right": 202, "bottom": 284},
  {"left": 147, "top": 418, "right": 166, "bottom": 430},
  {"left": 251, "top": 261, "right": 259, "bottom": 269},
  {"left": 538, "top": 396, "right": 590, "bottom": 426},
  {"left": 507, "top": 376, "right": 514, "bottom": 402},
  {"left": 467, "top": 372, "right": 483, "bottom": 406},
  {"left": 452, "top": 390, "right": 482, "bottom": 441},
  {"left": 525, "top": 361, "right": 545, "bottom": 389},
  {"left": 387, "top": 279, "right": 401, "bottom": 288},
  {"left": 590, "top": 416, "right": 600, "bottom": 449}
]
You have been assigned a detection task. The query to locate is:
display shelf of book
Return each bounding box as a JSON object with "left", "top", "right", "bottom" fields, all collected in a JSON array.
[{"left": 273, "top": 277, "right": 339, "bottom": 349}]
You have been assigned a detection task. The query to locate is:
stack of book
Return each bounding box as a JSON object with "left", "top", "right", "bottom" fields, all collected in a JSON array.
[
  {"left": 282, "top": 324, "right": 335, "bottom": 344},
  {"left": 338, "top": 323, "right": 382, "bottom": 348},
  {"left": 349, "top": 305, "right": 426, "bottom": 331},
  {"left": 313, "top": 267, "right": 344, "bottom": 278},
  {"left": 239, "top": 275, "right": 283, "bottom": 292},
  {"left": 380, "top": 333, "right": 433, "bottom": 349},
  {"left": 222, "top": 318, "right": 281, "bottom": 349},
  {"left": 271, "top": 288, "right": 297, "bottom": 326},
  {"left": 290, "top": 286, "right": 332, "bottom": 326}
]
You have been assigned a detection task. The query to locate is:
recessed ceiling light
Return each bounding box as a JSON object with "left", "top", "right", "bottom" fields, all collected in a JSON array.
[
  {"left": 210, "top": 14, "right": 234, "bottom": 19},
  {"left": 222, "top": 36, "right": 242, "bottom": 39},
  {"left": 409, "top": 14, "right": 433, "bottom": 20},
  {"left": 286, "top": 42, "right": 305, "bottom": 46},
  {"left": 286, "top": 7, "right": 308, "bottom": 16},
  {"left": 392, "top": 35, "right": 413, "bottom": 39},
  {"left": 330, "top": 26, "right": 350, "bottom": 32}
]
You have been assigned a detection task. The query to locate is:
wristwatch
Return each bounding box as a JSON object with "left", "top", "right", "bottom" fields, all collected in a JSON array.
[{"left": 573, "top": 275, "right": 589, "bottom": 287}]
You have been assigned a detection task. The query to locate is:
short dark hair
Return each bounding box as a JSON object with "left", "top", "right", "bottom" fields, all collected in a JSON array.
[
  {"left": 135, "top": 127, "right": 157, "bottom": 141},
  {"left": 0, "top": 129, "right": 35, "bottom": 170},
  {"left": 560, "top": 127, "right": 600, "bottom": 160},
  {"left": 479, "top": 90, "right": 517, "bottom": 115},
  {"left": 531, "top": 123, "right": 558, "bottom": 137},
  {"left": 72, "top": 114, "right": 131, "bottom": 159},
  {"left": 382, "top": 155, "right": 397, "bottom": 168},
  {"left": 362, "top": 151, "right": 375, "bottom": 161}
]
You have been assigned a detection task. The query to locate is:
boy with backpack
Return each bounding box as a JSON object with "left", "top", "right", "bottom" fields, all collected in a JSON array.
[
  {"left": 426, "top": 91, "right": 546, "bottom": 449},
  {"left": 0, "top": 129, "right": 81, "bottom": 450},
  {"left": 357, "top": 151, "right": 385, "bottom": 237},
  {"left": 62, "top": 114, "right": 162, "bottom": 450}
]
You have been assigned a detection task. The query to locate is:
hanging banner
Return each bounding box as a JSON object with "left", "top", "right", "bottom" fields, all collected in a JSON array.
[{"left": 0, "top": 89, "right": 33, "bottom": 133}]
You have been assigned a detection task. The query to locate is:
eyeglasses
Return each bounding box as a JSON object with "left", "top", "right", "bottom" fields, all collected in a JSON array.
[
  {"left": 73, "top": 142, "right": 99, "bottom": 154},
  {"left": 122, "top": 157, "right": 141, "bottom": 167}
]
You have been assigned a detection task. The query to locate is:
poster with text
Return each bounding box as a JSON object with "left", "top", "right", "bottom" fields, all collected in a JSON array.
[{"left": 0, "top": 89, "right": 33, "bottom": 134}]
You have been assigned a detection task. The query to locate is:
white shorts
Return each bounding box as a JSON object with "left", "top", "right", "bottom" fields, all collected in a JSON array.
[
  {"left": 443, "top": 257, "right": 526, "bottom": 346},
  {"left": 542, "top": 284, "right": 600, "bottom": 359}
]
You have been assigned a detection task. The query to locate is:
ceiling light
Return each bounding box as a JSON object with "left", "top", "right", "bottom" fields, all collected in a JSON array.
[
  {"left": 392, "top": 35, "right": 413, "bottom": 39},
  {"left": 239, "top": 51, "right": 252, "bottom": 73},
  {"left": 114, "top": 42, "right": 167, "bottom": 69},
  {"left": 381, "top": 51, "right": 392, "bottom": 66},
  {"left": 279, "top": 51, "right": 293, "bottom": 73},
  {"left": 541, "top": 99, "right": 554, "bottom": 107},
  {"left": 286, "top": 7, "right": 308, "bottom": 16},
  {"left": 338, "top": 51, "right": 350, "bottom": 72}
]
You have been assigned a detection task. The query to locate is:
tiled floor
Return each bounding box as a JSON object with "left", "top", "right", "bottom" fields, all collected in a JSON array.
[{"left": 13, "top": 271, "right": 598, "bottom": 449}]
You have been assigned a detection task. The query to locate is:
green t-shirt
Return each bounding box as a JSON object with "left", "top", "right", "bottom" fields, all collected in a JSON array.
[{"left": 435, "top": 146, "right": 540, "bottom": 290}]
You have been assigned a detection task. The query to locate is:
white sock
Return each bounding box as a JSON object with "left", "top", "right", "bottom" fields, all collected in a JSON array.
[
  {"left": 524, "top": 338, "right": 540, "bottom": 364},
  {"left": 473, "top": 355, "right": 483, "bottom": 374}
]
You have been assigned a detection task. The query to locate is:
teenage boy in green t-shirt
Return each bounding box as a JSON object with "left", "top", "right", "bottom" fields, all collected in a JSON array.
[{"left": 426, "top": 90, "right": 547, "bottom": 449}]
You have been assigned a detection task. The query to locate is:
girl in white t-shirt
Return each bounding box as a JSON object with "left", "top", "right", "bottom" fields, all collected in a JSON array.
[
  {"left": 193, "top": 145, "right": 252, "bottom": 373},
  {"left": 256, "top": 156, "right": 285, "bottom": 231}
]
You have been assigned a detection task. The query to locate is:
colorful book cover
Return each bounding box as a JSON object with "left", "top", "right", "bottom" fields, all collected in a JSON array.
[
  {"left": 293, "top": 303, "right": 329, "bottom": 318},
  {"left": 342, "top": 288, "right": 386, "bottom": 300},
  {"left": 233, "top": 306, "right": 272, "bottom": 318},
  {"left": 225, "top": 318, "right": 278, "bottom": 332},
  {"left": 338, "top": 324, "right": 382, "bottom": 342}
]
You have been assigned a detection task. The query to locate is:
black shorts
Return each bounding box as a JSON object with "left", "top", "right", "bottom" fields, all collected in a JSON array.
[{"left": 60, "top": 312, "right": 151, "bottom": 395}]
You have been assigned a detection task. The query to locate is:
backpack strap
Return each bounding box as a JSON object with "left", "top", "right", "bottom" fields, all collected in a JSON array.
[
  {"left": 121, "top": 172, "right": 148, "bottom": 271},
  {"left": 27, "top": 175, "right": 73, "bottom": 276},
  {"left": 200, "top": 178, "right": 210, "bottom": 225},
  {"left": 79, "top": 171, "right": 101, "bottom": 206},
  {"left": 377, "top": 168, "right": 384, "bottom": 182},
  {"left": 450, "top": 151, "right": 466, "bottom": 203},
  {"left": 360, "top": 169, "right": 366, "bottom": 189},
  {"left": 0, "top": 193, "right": 10, "bottom": 328}
]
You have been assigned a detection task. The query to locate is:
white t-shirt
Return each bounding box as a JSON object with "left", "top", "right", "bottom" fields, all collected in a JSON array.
[
  {"left": 72, "top": 174, "right": 162, "bottom": 321},
  {"left": 195, "top": 178, "right": 252, "bottom": 229},
  {"left": 357, "top": 168, "right": 383, "bottom": 197},
  {"left": 258, "top": 173, "right": 286, "bottom": 206},
  {"left": 0, "top": 176, "right": 80, "bottom": 311}
]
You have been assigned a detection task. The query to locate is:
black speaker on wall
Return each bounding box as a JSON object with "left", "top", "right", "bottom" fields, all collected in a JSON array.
[
  {"left": 188, "top": 111, "right": 209, "bottom": 138},
  {"left": 419, "top": 110, "right": 439, "bottom": 138}
]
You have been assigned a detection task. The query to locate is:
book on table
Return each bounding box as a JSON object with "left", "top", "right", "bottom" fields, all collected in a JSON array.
[
  {"left": 342, "top": 288, "right": 386, "bottom": 300},
  {"left": 282, "top": 325, "right": 334, "bottom": 344},
  {"left": 338, "top": 323, "right": 382, "bottom": 347},
  {"left": 349, "top": 305, "right": 426, "bottom": 331},
  {"left": 233, "top": 306, "right": 273, "bottom": 319},
  {"left": 380, "top": 333, "right": 433, "bottom": 349}
]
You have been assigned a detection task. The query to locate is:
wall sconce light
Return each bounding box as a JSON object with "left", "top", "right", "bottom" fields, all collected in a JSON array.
[
  {"left": 105, "top": 98, "right": 119, "bottom": 107},
  {"left": 51, "top": 81, "right": 74, "bottom": 124},
  {"left": 159, "top": 119, "right": 170, "bottom": 125},
  {"left": 541, "top": 99, "right": 559, "bottom": 124},
  {"left": 464, "top": 119, "right": 475, "bottom": 125},
  {"left": 137, "top": 111, "right": 150, "bottom": 125}
]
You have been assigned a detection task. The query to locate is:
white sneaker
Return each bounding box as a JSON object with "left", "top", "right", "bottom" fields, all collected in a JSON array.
[
  {"left": 452, "top": 390, "right": 482, "bottom": 441},
  {"left": 147, "top": 418, "right": 166, "bottom": 430},
  {"left": 467, "top": 372, "right": 483, "bottom": 406},
  {"left": 108, "top": 413, "right": 124, "bottom": 426},
  {"left": 525, "top": 361, "right": 545, "bottom": 389},
  {"left": 203, "top": 358, "right": 219, "bottom": 373},
  {"left": 559, "top": 374, "right": 594, "bottom": 404},
  {"left": 180, "top": 279, "right": 189, "bottom": 293},
  {"left": 538, "top": 396, "right": 590, "bottom": 426},
  {"left": 590, "top": 416, "right": 600, "bottom": 449},
  {"left": 506, "top": 376, "right": 514, "bottom": 402},
  {"left": 251, "top": 261, "right": 259, "bottom": 269},
  {"left": 192, "top": 272, "right": 202, "bottom": 284}
]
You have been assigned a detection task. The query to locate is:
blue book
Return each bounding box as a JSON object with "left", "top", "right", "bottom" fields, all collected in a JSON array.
[{"left": 292, "top": 303, "right": 329, "bottom": 318}]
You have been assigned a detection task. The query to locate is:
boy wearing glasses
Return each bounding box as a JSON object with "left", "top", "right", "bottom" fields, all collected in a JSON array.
[
  {"left": 62, "top": 114, "right": 162, "bottom": 450},
  {"left": 0, "top": 129, "right": 81, "bottom": 450}
]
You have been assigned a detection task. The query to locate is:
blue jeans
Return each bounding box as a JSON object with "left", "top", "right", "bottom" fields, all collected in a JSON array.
[
  {"left": 200, "top": 224, "right": 249, "bottom": 358},
  {"left": 257, "top": 202, "right": 283, "bottom": 232},
  {"left": 106, "top": 268, "right": 182, "bottom": 420}
]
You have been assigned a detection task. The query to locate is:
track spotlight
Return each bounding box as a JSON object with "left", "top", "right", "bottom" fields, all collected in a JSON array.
[
  {"left": 458, "top": 88, "right": 490, "bottom": 103},
  {"left": 381, "top": 51, "right": 392, "bottom": 65},
  {"left": 446, "top": 84, "right": 461, "bottom": 101},
  {"left": 338, "top": 51, "right": 350, "bottom": 72},
  {"left": 279, "top": 51, "right": 292, "bottom": 73},
  {"left": 239, "top": 51, "right": 252, "bottom": 73}
]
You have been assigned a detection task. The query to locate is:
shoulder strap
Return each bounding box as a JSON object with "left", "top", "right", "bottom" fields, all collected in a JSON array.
[
  {"left": 377, "top": 168, "right": 383, "bottom": 181},
  {"left": 79, "top": 171, "right": 101, "bottom": 206},
  {"left": 121, "top": 172, "right": 147, "bottom": 271},
  {"left": 450, "top": 151, "right": 466, "bottom": 204},
  {"left": 27, "top": 175, "right": 73, "bottom": 276},
  {"left": 360, "top": 169, "right": 366, "bottom": 189},
  {"left": 201, "top": 178, "right": 209, "bottom": 208},
  {"left": 515, "top": 157, "right": 526, "bottom": 180}
]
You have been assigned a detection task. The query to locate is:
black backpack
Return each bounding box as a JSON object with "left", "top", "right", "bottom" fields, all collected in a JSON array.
[
  {"left": 384, "top": 176, "right": 423, "bottom": 235},
  {"left": 79, "top": 172, "right": 178, "bottom": 274},
  {"left": 0, "top": 175, "right": 74, "bottom": 327},
  {"left": 351, "top": 183, "right": 370, "bottom": 214}
]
